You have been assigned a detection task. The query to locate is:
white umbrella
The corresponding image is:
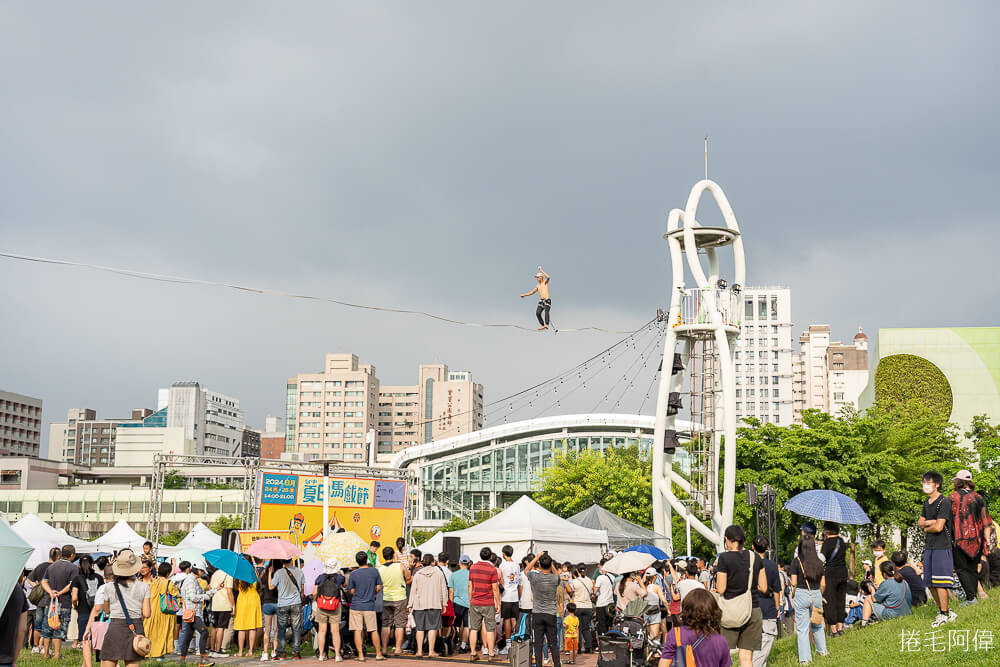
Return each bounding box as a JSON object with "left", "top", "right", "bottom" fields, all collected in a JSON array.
[{"left": 602, "top": 550, "right": 656, "bottom": 574}]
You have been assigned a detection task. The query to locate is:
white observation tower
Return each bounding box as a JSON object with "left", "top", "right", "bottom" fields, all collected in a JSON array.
[{"left": 651, "top": 180, "right": 745, "bottom": 550}]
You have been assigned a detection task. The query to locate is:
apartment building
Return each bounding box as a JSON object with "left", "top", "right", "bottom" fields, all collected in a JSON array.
[
  {"left": 732, "top": 288, "right": 795, "bottom": 426},
  {"left": 793, "top": 325, "right": 870, "bottom": 422},
  {"left": 158, "top": 382, "right": 245, "bottom": 457},
  {"left": 0, "top": 390, "right": 42, "bottom": 457},
  {"left": 286, "top": 355, "right": 484, "bottom": 463}
]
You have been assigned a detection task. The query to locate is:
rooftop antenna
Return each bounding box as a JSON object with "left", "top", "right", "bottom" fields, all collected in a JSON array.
[{"left": 704, "top": 134, "right": 709, "bottom": 180}]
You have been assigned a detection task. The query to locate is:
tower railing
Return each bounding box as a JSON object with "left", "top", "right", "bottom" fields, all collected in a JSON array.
[{"left": 674, "top": 287, "right": 742, "bottom": 330}]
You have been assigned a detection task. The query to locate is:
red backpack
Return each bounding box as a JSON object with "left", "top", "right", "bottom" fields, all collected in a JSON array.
[
  {"left": 316, "top": 574, "right": 342, "bottom": 612},
  {"left": 951, "top": 490, "right": 987, "bottom": 558}
]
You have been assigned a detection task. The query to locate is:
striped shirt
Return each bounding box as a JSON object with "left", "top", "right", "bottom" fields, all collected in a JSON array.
[{"left": 469, "top": 561, "right": 499, "bottom": 607}]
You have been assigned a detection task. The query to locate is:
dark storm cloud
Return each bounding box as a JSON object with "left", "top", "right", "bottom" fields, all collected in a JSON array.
[{"left": 0, "top": 2, "right": 997, "bottom": 455}]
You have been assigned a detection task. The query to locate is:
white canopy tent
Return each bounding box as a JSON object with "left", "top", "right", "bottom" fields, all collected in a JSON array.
[
  {"left": 443, "top": 496, "right": 608, "bottom": 563},
  {"left": 159, "top": 522, "right": 220, "bottom": 556},
  {"left": 416, "top": 531, "right": 444, "bottom": 557},
  {"left": 12, "top": 514, "right": 92, "bottom": 566},
  {"left": 89, "top": 519, "right": 157, "bottom": 552}
]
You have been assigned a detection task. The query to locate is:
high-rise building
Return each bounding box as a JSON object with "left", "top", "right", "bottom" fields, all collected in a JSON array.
[
  {"left": 260, "top": 415, "right": 285, "bottom": 459},
  {"left": 732, "top": 288, "right": 795, "bottom": 426},
  {"left": 792, "top": 325, "right": 869, "bottom": 422},
  {"left": 1, "top": 390, "right": 42, "bottom": 457},
  {"left": 50, "top": 407, "right": 153, "bottom": 465},
  {"left": 286, "top": 354, "right": 380, "bottom": 463},
  {"left": 158, "top": 382, "right": 245, "bottom": 457},
  {"left": 286, "top": 354, "right": 484, "bottom": 463},
  {"left": 376, "top": 364, "right": 484, "bottom": 461}
]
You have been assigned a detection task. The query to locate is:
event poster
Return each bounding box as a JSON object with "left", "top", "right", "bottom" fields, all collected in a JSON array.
[{"left": 256, "top": 471, "right": 407, "bottom": 549}]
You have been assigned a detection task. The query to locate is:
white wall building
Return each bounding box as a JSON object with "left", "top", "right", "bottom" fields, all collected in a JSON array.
[
  {"left": 113, "top": 427, "right": 196, "bottom": 467},
  {"left": 733, "top": 287, "right": 795, "bottom": 426},
  {"left": 793, "top": 326, "right": 869, "bottom": 422}
]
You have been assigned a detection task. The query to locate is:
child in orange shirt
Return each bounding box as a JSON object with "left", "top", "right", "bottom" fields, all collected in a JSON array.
[{"left": 563, "top": 603, "right": 579, "bottom": 664}]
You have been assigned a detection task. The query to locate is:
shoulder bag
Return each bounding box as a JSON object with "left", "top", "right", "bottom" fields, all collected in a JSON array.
[
  {"left": 114, "top": 582, "right": 151, "bottom": 657},
  {"left": 797, "top": 558, "right": 825, "bottom": 626},
  {"left": 714, "top": 550, "right": 755, "bottom": 629}
]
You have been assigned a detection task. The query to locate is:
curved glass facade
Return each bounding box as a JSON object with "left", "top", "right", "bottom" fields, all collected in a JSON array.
[{"left": 418, "top": 429, "right": 656, "bottom": 521}]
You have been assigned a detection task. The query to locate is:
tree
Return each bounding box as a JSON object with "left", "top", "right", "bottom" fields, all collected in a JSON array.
[
  {"left": 159, "top": 529, "right": 188, "bottom": 546},
  {"left": 210, "top": 515, "right": 243, "bottom": 535},
  {"left": 410, "top": 508, "right": 501, "bottom": 549},
  {"left": 968, "top": 415, "right": 1000, "bottom": 518},
  {"left": 535, "top": 446, "right": 653, "bottom": 526},
  {"left": 163, "top": 470, "right": 186, "bottom": 489}
]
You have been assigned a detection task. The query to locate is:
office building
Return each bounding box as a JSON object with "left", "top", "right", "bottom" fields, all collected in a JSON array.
[
  {"left": 376, "top": 364, "right": 484, "bottom": 461},
  {"left": 792, "top": 325, "right": 870, "bottom": 422},
  {"left": 732, "top": 288, "right": 795, "bottom": 425},
  {"left": 0, "top": 390, "right": 42, "bottom": 457},
  {"left": 159, "top": 382, "right": 245, "bottom": 457},
  {"left": 51, "top": 407, "right": 153, "bottom": 465},
  {"left": 260, "top": 415, "right": 285, "bottom": 459}
]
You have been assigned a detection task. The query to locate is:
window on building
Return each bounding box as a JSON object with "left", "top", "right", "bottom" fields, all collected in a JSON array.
[
  {"left": 773, "top": 389, "right": 780, "bottom": 398},
  {"left": 834, "top": 392, "right": 844, "bottom": 400},
  {"left": 758, "top": 298, "right": 767, "bottom": 319},
  {"left": 745, "top": 299, "right": 754, "bottom": 318},
  {"left": 770, "top": 296, "right": 778, "bottom": 319},
  {"left": 735, "top": 389, "right": 742, "bottom": 398}
]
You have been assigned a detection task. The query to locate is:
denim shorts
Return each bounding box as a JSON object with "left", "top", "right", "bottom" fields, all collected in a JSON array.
[
  {"left": 262, "top": 603, "right": 278, "bottom": 616},
  {"left": 39, "top": 608, "right": 72, "bottom": 640}
]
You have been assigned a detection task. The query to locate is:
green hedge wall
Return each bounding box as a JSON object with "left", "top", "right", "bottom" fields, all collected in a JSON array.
[{"left": 873, "top": 353, "right": 953, "bottom": 419}]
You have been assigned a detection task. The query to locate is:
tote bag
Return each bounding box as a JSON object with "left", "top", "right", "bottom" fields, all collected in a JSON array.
[{"left": 714, "top": 551, "right": 755, "bottom": 629}]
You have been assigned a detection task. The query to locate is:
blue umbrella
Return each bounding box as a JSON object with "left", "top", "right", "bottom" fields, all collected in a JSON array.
[
  {"left": 203, "top": 549, "right": 258, "bottom": 583},
  {"left": 784, "top": 490, "right": 871, "bottom": 525},
  {"left": 624, "top": 544, "right": 669, "bottom": 560}
]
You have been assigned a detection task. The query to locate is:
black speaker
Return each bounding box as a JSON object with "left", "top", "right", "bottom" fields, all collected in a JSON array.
[
  {"left": 443, "top": 536, "right": 460, "bottom": 564},
  {"left": 221, "top": 528, "right": 239, "bottom": 551}
]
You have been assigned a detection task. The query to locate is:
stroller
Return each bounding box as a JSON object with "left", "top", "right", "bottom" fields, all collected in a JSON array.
[{"left": 598, "top": 598, "right": 651, "bottom": 667}]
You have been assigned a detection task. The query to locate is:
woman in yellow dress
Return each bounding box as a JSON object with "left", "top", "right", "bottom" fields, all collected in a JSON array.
[
  {"left": 147, "top": 562, "right": 180, "bottom": 660},
  {"left": 234, "top": 577, "right": 262, "bottom": 657}
]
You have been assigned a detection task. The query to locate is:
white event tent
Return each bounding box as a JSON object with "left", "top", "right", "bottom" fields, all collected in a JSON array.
[
  {"left": 13, "top": 514, "right": 93, "bottom": 566},
  {"left": 90, "top": 519, "right": 158, "bottom": 552},
  {"left": 160, "top": 522, "right": 220, "bottom": 556},
  {"left": 441, "top": 496, "right": 608, "bottom": 563}
]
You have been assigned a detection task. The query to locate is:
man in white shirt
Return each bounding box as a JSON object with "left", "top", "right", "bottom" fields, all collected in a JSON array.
[
  {"left": 675, "top": 562, "right": 705, "bottom": 601},
  {"left": 593, "top": 557, "right": 616, "bottom": 636},
  {"left": 498, "top": 546, "right": 522, "bottom": 645}
]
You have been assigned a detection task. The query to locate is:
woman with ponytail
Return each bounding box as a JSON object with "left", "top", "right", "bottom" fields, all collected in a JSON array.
[{"left": 862, "top": 561, "right": 912, "bottom": 625}]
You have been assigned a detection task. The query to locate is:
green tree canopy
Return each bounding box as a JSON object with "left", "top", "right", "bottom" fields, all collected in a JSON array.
[
  {"left": 210, "top": 514, "right": 243, "bottom": 534},
  {"left": 968, "top": 415, "right": 1000, "bottom": 519}
]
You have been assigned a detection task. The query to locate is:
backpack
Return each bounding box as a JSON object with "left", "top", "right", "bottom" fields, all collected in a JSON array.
[
  {"left": 669, "top": 626, "right": 707, "bottom": 667},
  {"left": 511, "top": 611, "right": 531, "bottom": 642},
  {"left": 951, "top": 490, "right": 986, "bottom": 558},
  {"left": 316, "top": 574, "right": 342, "bottom": 612}
]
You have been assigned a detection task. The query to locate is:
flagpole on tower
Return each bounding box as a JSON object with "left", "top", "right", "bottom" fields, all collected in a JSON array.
[{"left": 704, "top": 134, "right": 709, "bottom": 180}]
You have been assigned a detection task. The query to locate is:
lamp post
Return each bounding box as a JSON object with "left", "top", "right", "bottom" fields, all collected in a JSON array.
[{"left": 322, "top": 461, "right": 330, "bottom": 540}]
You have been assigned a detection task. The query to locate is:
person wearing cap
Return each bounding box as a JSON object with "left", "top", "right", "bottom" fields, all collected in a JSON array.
[
  {"left": 519, "top": 266, "right": 552, "bottom": 330},
  {"left": 451, "top": 555, "right": 472, "bottom": 652},
  {"left": 949, "top": 469, "right": 995, "bottom": 606},
  {"left": 98, "top": 549, "right": 152, "bottom": 666}
]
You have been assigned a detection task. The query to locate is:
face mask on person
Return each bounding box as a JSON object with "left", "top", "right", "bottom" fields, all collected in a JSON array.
[
  {"left": 922, "top": 483, "right": 935, "bottom": 494},
  {"left": 873, "top": 551, "right": 884, "bottom": 559}
]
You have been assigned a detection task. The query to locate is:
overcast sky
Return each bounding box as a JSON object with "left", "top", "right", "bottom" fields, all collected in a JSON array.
[{"left": 1, "top": 2, "right": 997, "bottom": 457}]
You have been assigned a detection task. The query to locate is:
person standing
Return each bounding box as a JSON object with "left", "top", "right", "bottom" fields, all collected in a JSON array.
[
  {"left": 566, "top": 566, "right": 594, "bottom": 653},
  {"left": 498, "top": 546, "right": 521, "bottom": 646},
  {"left": 949, "top": 469, "right": 995, "bottom": 606},
  {"left": 409, "top": 553, "right": 448, "bottom": 658},
  {"left": 750, "top": 536, "right": 780, "bottom": 667},
  {"left": 146, "top": 562, "right": 180, "bottom": 659},
  {"left": 368, "top": 542, "right": 381, "bottom": 569},
  {"left": 562, "top": 603, "right": 579, "bottom": 665},
  {"left": 790, "top": 536, "right": 827, "bottom": 665},
  {"left": 347, "top": 550, "right": 384, "bottom": 661},
  {"left": 28, "top": 547, "right": 60, "bottom": 655},
  {"left": 519, "top": 266, "right": 553, "bottom": 330},
  {"left": 920, "top": 470, "right": 958, "bottom": 628},
  {"left": 676, "top": 562, "right": 705, "bottom": 602},
  {"left": 525, "top": 551, "right": 561, "bottom": 667},
  {"left": 71, "top": 556, "right": 101, "bottom": 650},
  {"left": 593, "top": 558, "right": 616, "bottom": 637},
  {"left": 40, "top": 544, "right": 78, "bottom": 660},
  {"left": 312, "top": 558, "right": 345, "bottom": 662},
  {"left": 715, "top": 525, "right": 766, "bottom": 667},
  {"left": 100, "top": 549, "right": 152, "bottom": 667},
  {"left": 259, "top": 562, "right": 278, "bottom": 661},
  {"left": 820, "top": 523, "right": 849, "bottom": 637},
  {"left": 451, "top": 556, "right": 472, "bottom": 652},
  {"left": 233, "top": 577, "right": 262, "bottom": 658},
  {"left": 269, "top": 559, "right": 305, "bottom": 660},
  {"left": 658, "top": 588, "right": 732, "bottom": 667},
  {"left": 178, "top": 562, "right": 217, "bottom": 666},
  {"left": 0, "top": 571, "right": 29, "bottom": 667},
  {"left": 377, "top": 546, "right": 410, "bottom": 656},
  {"left": 207, "top": 567, "right": 234, "bottom": 658},
  {"left": 468, "top": 548, "right": 500, "bottom": 661}
]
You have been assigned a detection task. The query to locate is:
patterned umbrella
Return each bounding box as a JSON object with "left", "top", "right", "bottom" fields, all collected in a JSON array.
[
  {"left": 316, "top": 531, "right": 369, "bottom": 565},
  {"left": 784, "top": 490, "right": 871, "bottom": 525}
]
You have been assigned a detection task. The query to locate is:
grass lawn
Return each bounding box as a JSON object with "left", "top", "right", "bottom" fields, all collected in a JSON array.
[
  {"left": 14, "top": 645, "right": 321, "bottom": 666},
  {"left": 767, "top": 595, "right": 1000, "bottom": 666}
]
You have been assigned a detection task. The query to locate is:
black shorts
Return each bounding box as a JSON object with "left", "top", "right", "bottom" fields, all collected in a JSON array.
[
  {"left": 501, "top": 601, "right": 520, "bottom": 620},
  {"left": 212, "top": 611, "right": 233, "bottom": 629},
  {"left": 453, "top": 603, "right": 470, "bottom": 628}
]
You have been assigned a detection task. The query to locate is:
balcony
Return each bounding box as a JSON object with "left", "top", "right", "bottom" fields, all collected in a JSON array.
[{"left": 671, "top": 287, "right": 742, "bottom": 337}]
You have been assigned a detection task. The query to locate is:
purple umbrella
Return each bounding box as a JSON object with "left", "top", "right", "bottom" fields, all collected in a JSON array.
[{"left": 301, "top": 558, "right": 322, "bottom": 595}]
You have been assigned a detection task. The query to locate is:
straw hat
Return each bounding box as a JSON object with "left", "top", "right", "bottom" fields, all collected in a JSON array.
[{"left": 112, "top": 549, "right": 142, "bottom": 577}]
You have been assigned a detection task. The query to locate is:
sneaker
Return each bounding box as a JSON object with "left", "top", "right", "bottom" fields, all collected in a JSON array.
[
  {"left": 335, "top": 656, "right": 344, "bottom": 663},
  {"left": 947, "top": 609, "right": 958, "bottom": 622},
  {"left": 961, "top": 598, "right": 978, "bottom": 607},
  {"left": 293, "top": 653, "right": 302, "bottom": 660},
  {"left": 482, "top": 647, "right": 489, "bottom": 655},
  {"left": 198, "top": 660, "right": 216, "bottom": 667},
  {"left": 930, "top": 612, "right": 949, "bottom": 628},
  {"left": 210, "top": 652, "right": 228, "bottom": 659},
  {"left": 31, "top": 647, "right": 40, "bottom": 655},
  {"left": 262, "top": 653, "right": 270, "bottom": 662},
  {"left": 274, "top": 656, "right": 285, "bottom": 661}
]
